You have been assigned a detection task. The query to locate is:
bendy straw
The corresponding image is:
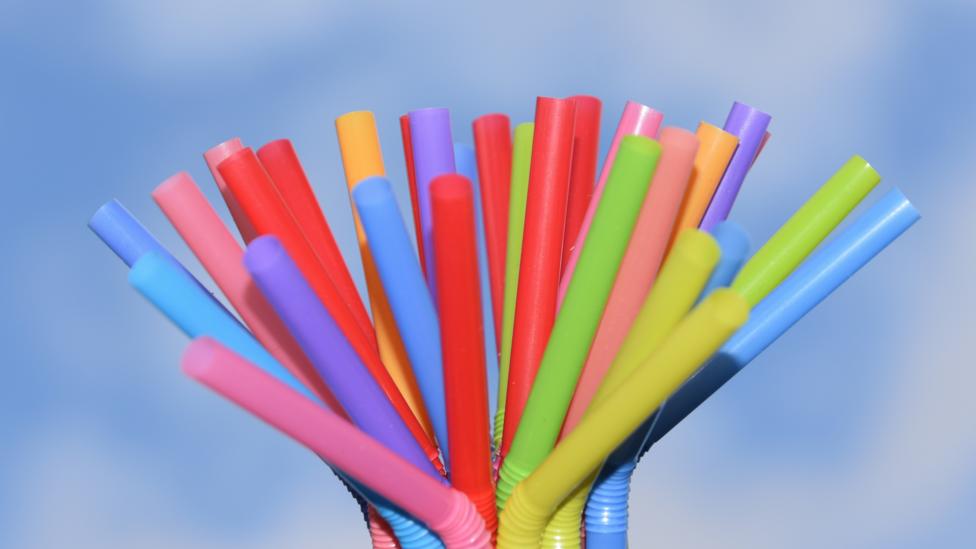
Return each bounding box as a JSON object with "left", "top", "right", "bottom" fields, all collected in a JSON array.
[
  {"left": 543, "top": 229, "right": 721, "bottom": 544},
  {"left": 648, "top": 187, "right": 919, "bottom": 446},
  {"left": 497, "top": 135, "right": 661, "bottom": 509},
  {"left": 733, "top": 155, "right": 881, "bottom": 306},
  {"left": 558, "top": 100, "right": 663, "bottom": 302},
  {"left": 472, "top": 113, "right": 513, "bottom": 337},
  {"left": 497, "top": 290, "right": 749, "bottom": 548},
  {"left": 256, "top": 139, "right": 375, "bottom": 343},
  {"left": 668, "top": 122, "right": 739, "bottom": 246},
  {"left": 561, "top": 127, "right": 699, "bottom": 437},
  {"left": 204, "top": 138, "right": 258, "bottom": 243},
  {"left": 494, "top": 122, "right": 534, "bottom": 449},
  {"left": 562, "top": 95, "right": 602, "bottom": 272},
  {"left": 354, "top": 176, "right": 450, "bottom": 461},
  {"left": 152, "top": 172, "right": 342, "bottom": 411},
  {"left": 501, "top": 97, "right": 576, "bottom": 457},
  {"left": 699, "top": 102, "right": 772, "bottom": 230},
  {"left": 400, "top": 114, "right": 427, "bottom": 270},
  {"left": 455, "top": 143, "right": 501, "bottom": 421},
  {"left": 128, "top": 251, "right": 316, "bottom": 401},
  {"left": 580, "top": 189, "right": 920, "bottom": 547},
  {"left": 431, "top": 174, "right": 497, "bottom": 536},
  {"left": 183, "top": 338, "right": 491, "bottom": 549},
  {"left": 219, "top": 149, "right": 440, "bottom": 462},
  {"left": 243, "top": 235, "right": 443, "bottom": 478},
  {"left": 408, "top": 108, "right": 456, "bottom": 291},
  {"left": 336, "top": 111, "right": 434, "bottom": 441}
]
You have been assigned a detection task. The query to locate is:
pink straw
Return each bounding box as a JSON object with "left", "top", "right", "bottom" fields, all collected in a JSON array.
[
  {"left": 152, "top": 172, "right": 343, "bottom": 414},
  {"left": 557, "top": 101, "right": 663, "bottom": 303},
  {"left": 182, "top": 338, "right": 491, "bottom": 549},
  {"left": 559, "top": 128, "right": 699, "bottom": 437},
  {"left": 203, "top": 138, "right": 259, "bottom": 243}
]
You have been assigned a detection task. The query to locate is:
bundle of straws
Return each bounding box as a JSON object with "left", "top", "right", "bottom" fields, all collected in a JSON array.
[{"left": 90, "top": 97, "right": 919, "bottom": 548}]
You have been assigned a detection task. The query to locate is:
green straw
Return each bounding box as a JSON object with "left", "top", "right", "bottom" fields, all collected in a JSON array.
[
  {"left": 494, "top": 122, "right": 535, "bottom": 449},
  {"left": 497, "top": 135, "right": 661, "bottom": 509},
  {"left": 733, "top": 155, "right": 880, "bottom": 306}
]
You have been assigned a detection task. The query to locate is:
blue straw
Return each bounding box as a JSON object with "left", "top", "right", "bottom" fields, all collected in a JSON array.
[
  {"left": 454, "top": 142, "right": 501, "bottom": 423},
  {"left": 89, "top": 199, "right": 183, "bottom": 268},
  {"left": 699, "top": 221, "right": 752, "bottom": 300},
  {"left": 353, "top": 176, "right": 450, "bottom": 463},
  {"left": 647, "top": 187, "right": 919, "bottom": 447},
  {"left": 129, "top": 252, "right": 315, "bottom": 402}
]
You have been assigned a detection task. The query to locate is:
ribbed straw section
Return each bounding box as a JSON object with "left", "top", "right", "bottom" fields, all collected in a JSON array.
[
  {"left": 497, "top": 482, "right": 550, "bottom": 548},
  {"left": 584, "top": 461, "right": 636, "bottom": 549},
  {"left": 432, "top": 490, "right": 493, "bottom": 549},
  {"left": 470, "top": 490, "right": 498, "bottom": 545},
  {"left": 373, "top": 503, "right": 444, "bottom": 549},
  {"left": 496, "top": 457, "right": 533, "bottom": 512},
  {"left": 493, "top": 409, "right": 505, "bottom": 450},
  {"left": 539, "top": 491, "right": 585, "bottom": 549},
  {"left": 368, "top": 506, "right": 401, "bottom": 548}
]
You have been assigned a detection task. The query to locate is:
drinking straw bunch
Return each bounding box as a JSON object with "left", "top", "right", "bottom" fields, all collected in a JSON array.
[{"left": 90, "top": 96, "right": 919, "bottom": 548}]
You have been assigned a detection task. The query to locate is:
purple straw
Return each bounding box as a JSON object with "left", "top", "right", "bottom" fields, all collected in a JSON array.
[
  {"left": 243, "top": 235, "right": 442, "bottom": 480},
  {"left": 408, "top": 108, "right": 456, "bottom": 294},
  {"left": 699, "top": 102, "right": 772, "bottom": 230}
]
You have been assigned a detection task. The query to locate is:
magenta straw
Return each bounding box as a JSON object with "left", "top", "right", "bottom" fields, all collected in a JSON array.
[
  {"left": 408, "top": 108, "right": 457, "bottom": 293},
  {"left": 698, "top": 102, "right": 771, "bottom": 230},
  {"left": 243, "top": 235, "right": 442, "bottom": 481}
]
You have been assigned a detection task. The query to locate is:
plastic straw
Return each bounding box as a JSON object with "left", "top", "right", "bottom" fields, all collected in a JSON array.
[
  {"left": 647, "top": 187, "right": 919, "bottom": 446},
  {"left": 455, "top": 143, "right": 501, "bottom": 423},
  {"left": 431, "top": 174, "right": 497, "bottom": 536},
  {"left": 558, "top": 100, "right": 663, "bottom": 303},
  {"left": 336, "top": 111, "right": 434, "bottom": 440},
  {"left": 256, "top": 139, "right": 375, "bottom": 342},
  {"left": 699, "top": 102, "right": 772, "bottom": 230},
  {"left": 128, "top": 252, "right": 315, "bottom": 400},
  {"left": 497, "top": 290, "right": 749, "bottom": 547},
  {"left": 500, "top": 97, "right": 576, "bottom": 457},
  {"left": 400, "top": 114, "right": 427, "bottom": 270},
  {"left": 354, "top": 176, "right": 450, "bottom": 462},
  {"left": 591, "top": 229, "right": 720, "bottom": 405},
  {"left": 218, "top": 148, "right": 440, "bottom": 463},
  {"left": 183, "top": 338, "right": 491, "bottom": 549},
  {"left": 732, "top": 155, "right": 881, "bottom": 306},
  {"left": 204, "top": 138, "right": 258, "bottom": 243},
  {"left": 244, "top": 235, "right": 443, "bottom": 479},
  {"left": 494, "top": 122, "right": 534, "bottom": 449},
  {"left": 152, "top": 173, "right": 342, "bottom": 411},
  {"left": 472, "top": 113, "right": 513, "bottom": 338},
  {"left": 561, "top": 127, "right": 699, "bottom": 437},
  {"left": 699, "top": 221, "right": 752, "bottom": 299},
  {"left": 668, "top": 123, "right": 739, "bottom": 246},
  {"left": 562, "top": 95, "right": 602, "bottom": 272},
  {"left": 408, "top": 108, "right": 456, "bottom": 291},
  {"left": 90, "top": 199, "right": 185, "bottom": 269},
  {"left": 497, "top": 135, "right": 661, "bottom": 508}
]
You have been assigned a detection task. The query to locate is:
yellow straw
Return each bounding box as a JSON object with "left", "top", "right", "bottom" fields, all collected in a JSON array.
[{"left": 497, "top": 289, "right": 749, "bottom": 547}]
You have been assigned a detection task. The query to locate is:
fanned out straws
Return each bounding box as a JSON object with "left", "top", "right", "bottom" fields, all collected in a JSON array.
[{"left": 90, "top": 97, "right": 919, "bottom": 549}]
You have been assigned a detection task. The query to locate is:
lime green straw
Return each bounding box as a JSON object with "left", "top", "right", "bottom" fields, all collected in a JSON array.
[
  {"left": 497, "top": 135, "right": 661, "bottom": 509},
  {"left": 494, "top": 123, "right": 535, "bottom": 450},
  {"left": 732, "top": 155, "right": 880, "bottom": 306}
]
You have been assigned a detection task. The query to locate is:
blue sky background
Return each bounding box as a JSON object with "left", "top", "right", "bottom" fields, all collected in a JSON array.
[{"left": 1, "top": 1, "right": 974, "bottom": 547}]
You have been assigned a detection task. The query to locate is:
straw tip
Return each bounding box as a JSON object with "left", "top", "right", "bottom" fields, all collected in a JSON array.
[
  {"left": 181, "top": 337, "right": 223, "bottom": 380},
  {"left": 674, "top": 229, "right": 722, "bottom": 267},
  {"left": 705, "top": 288, "right": 750, "bottom": 330},
  {"left": 127, "top": 251, "right": 169, "bottom": 288},
  {"left": 351, "top": 176, "right": 393, "bottom": 206},
  {"left": 88, "top": 198, "right": 124, "bottom": 230},
  {"left": 430, "top": 174, "right": 472, "bottom": 200},
  {"left": 153, "top": 172, "right": 194, "bottom": 199},
  {"left": 256, "top": 138, "right": 292, "bottom": 157},
  {"left": 204, "top": 137, "right": 243, "bottom": 167},
  {"left": 619, "top": 134, "right": 662, "bottom": 157},
  {"left": 335, "top": 110, "right": 375, "bottom": 125},
  {"left": 243, "top": 235, "right": 286, "bottom": 274}
]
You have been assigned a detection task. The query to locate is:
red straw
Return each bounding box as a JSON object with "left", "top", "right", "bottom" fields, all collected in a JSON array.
[
  {"left": 399, "top": 114, "right": 427, "bottom": 274},
  {"left": 562, "top": 95, "right": 602, "bottom": 274},
  {"left": 472, "top": 114, "right": 513, "bottom": 345},
  {"left": 500, "top": 96, "right": 576, "bottom": 457},
  {"left": 217, "top": 148, "right": 444, "bottom": 471},
  {"left": 431, "top": 174, "right": 497, "bottom": 537},
  {"left": 256, "top": 139, "right": 374, "bottom": 341}
]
